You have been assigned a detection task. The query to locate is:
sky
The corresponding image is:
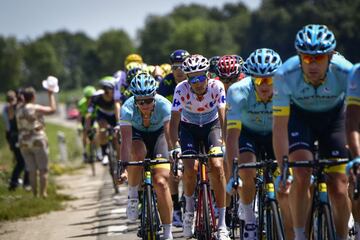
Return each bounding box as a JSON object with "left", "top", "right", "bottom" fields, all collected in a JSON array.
[{"left": 0, "top": 0, "right": 261, "bottom": 41}]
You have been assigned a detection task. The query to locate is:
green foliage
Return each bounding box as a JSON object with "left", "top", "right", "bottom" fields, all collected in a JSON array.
[{"left": 96, "top": 29, "right": 135, "bottom": 76}]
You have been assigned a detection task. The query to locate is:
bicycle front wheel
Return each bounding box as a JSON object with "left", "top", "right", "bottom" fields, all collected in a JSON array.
[
  {"left": 310, "top": 204, "right": 336, "bottom": 240},
  {"left": 202, "top": 183, "right": 212, "bottom": 240},
  {"left": 89, "top": 142, "right": 96, "bottom": 176},
  {"left": 107, "top": 144, "right": 119, "bottom": 194},
  {"left": 267, "top": 201, "right": 285, "bottom": 240},
  {"left": 145, "top": 184, "right": 157, "bottom": 240}
]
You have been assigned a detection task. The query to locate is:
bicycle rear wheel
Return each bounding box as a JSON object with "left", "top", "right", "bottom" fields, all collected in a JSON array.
[{"left": 107, "top": 144, "right": 119, "bottom": 194}]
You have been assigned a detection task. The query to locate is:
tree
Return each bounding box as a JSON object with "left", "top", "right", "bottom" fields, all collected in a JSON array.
[
  {"left": 0, "top": 37, "right": 23, "bottom": 91},
  {"left": 22, "top": 40, "right": 62, "bottom": 90},
  {"left": 96, "top": 29, "right": 135, "bottom": 77}
]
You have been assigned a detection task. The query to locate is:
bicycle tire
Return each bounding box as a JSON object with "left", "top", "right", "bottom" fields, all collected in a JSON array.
[
  {"left": 145, "top": 184, "right": 157, "bottom": 240},
  {"left": 230, "top": 194, "right": 242, "bottom": 240},
  {"left": 202, "top": 183, "right": 212, "bottom": 240},
  {"left": 89, "top": 142, "right": 96, "bottom": 176},
  {"left": 257, "top": 186, "right": 265, "bottom": 240},
  {"left": 323, "top": 204, "right": 336, "bottom": 240},
  {"left": 268, "top": 201, "right": 285, "bottom": 240},
  {"left": 107, "top": 143, "right": 119, "bottom": 194}
]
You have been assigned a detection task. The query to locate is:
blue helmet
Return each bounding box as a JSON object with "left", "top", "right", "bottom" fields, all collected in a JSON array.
[
  {"left": 209, "top": 56, "right": 221, "bottom": 74},
  {"left": 126, "top": 67, "right": 142, "bottom": 84},
  {"left": 243, "top": 48, "right": 282, "bottom": 77},
  {"left": 170, "top": 49, "right": 190, "bottom": 64},
  {"left": 295, "top": 24, "right": 336, "bottom": 54},
  {"left": 129, "top": 72, "right": 157, "bottom": 97}
]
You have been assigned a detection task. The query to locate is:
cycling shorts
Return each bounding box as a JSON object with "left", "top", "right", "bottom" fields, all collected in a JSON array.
[
  {"left": 96, "top": 110, "right": 116, "bottom": 127},
  {"left": 288, "top": 103, "right": 348, "bottom": 174},
  {"left": 179, "top": 119, "right": 222, "bottom": 155},
  {"left": 239, "top": 127, "right": 275, "bottom": 161},
  {"left": 132, "top": 127, "right": 170, "bottom": 170}
]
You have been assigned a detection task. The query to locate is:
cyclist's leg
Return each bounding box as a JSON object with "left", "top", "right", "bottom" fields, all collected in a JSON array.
[
  {"left": 320, "top": 110, "right": 351, "bottom": 239},
  {"left": 288, "top": 106, "right": 313, "bottom": 239},
  {"left": 206, "top": 120, "right": 228, "bottom": 235},
  {"left": 179, "top": 122, "right": 198, "bottom": 237}
]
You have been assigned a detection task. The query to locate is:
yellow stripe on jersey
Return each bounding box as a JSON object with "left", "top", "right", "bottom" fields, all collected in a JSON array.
[
  {"left": 346, "top": 96, "right": 360, "bottom": 106},
  {"left": 227, "top": 120, "right": 242, "bottom": 130},
  {"left": 272, "top": 106, "right": 290, "bottom": 116}
]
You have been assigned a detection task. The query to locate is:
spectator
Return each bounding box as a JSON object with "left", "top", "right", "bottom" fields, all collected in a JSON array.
[
  {"left": 2, "top": 90, "right": 30, "bottom": 191},
  {"left": 16, "top": 76, "right": 58, "bottom": 197}
]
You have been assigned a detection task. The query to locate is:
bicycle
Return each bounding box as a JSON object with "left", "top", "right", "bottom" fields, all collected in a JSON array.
[
  {"left": 238, "top": 158, "right": 285, "bottom": 240},
  {"left": 176, "top": 150, "right": 223, "bottom": 240},
  {"left": 100, "top": 126, "right": 120, "bottom": 194},
  {"left": 282, "top": 156, "right": 348, "bottom": 240},
  {"left": 227, "top": 157, "right": 244, "bottom": 240},
  {"left": 86, "top": 127, "right": 97, "bottom": 176},
  {"left": 118, "top": 158, "right": 170, "bottom": 240}
]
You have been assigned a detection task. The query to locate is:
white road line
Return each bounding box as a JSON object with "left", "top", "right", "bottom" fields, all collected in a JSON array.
[
  {"left": 107, "top": 225, "right": 128, "bottom": 236},
  {"left": 111, "top": 208, "right": 127, "bottom": 214}
]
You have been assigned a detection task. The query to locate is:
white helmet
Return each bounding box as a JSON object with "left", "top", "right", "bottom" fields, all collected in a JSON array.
[{"left": 181, "top": 54, "right": 210, "bottom": 74}]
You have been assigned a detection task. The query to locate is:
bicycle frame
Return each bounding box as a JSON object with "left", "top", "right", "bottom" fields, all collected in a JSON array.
[
  {"left": 282, "top": 157, "right": 348, "bottom": 240},
  {"left": 178, "top": 152, "right": 223, "bottom": 240},
  {"left": 119, "top": 158, "right": 169, "bottom": 240},
  {"left": 238, "top": 158, "right": 285, "bottom": 240}
]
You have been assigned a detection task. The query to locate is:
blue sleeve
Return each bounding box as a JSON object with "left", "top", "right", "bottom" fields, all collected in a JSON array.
[
  {"left": 347, "top": 63, "right": 360, "bottom": 106},
  {"left": 120, "top": 100, "right": 133, "bottom": 125}
]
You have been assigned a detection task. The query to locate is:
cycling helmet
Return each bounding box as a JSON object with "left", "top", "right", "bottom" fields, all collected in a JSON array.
[
  {"left": 124, "top": 53, "right": 143, "bottom": 66},
  {"left": 209, "top": 56, "right": 221, "bottom": 74},
  {"left": 160, "top": 63, "right": 172, "bottom": 76},
  {"left": 295, "top": 24, "right": 336, "bottom": 54},
  {"left": 125, "top": 62, "right": 142, "bottom": 71},
  {"left": 182, "top": 54, "right": 210, "bottom": 74},
  {"left": 129, "top": 72, "right": 157, "bottom": 97},
  {"left": 217, "top": 55, "right": 243, "bottom": 78},
  {"left": 99, "top": 76, "right": 116, "bottom": 89},
  {"left": 126, "top": 67, "right": 142, "bottom": 84},
  {"left": 83, "top": 86, "right": 96, "bottom": 98},
  {"left": 243, "top": 48, "right": 282, "bottom": 77},
  {"left": 170, "top": 49, "right": 190, "bottom": 64}
]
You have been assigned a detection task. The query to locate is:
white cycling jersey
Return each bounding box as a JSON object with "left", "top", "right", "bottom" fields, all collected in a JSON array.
[{"left": 171, "top": 79, "right": 226, "bottom": 126}]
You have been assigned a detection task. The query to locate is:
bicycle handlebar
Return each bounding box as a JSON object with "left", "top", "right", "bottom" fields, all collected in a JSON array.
[
  {"left": 177, "top": 153, "right": 223, "bottom": 160},
  {"left": 119, "top": 159, "right": 170, "bottom": 167}
]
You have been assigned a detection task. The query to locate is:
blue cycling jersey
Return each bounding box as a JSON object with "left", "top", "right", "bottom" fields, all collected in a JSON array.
[
  {"left": 273, "top": 54, "right": 353, "bottom": 115},
  {"left": 120, "top": 94, "right": 171, "bottom": 132},
  {"left": 346, "top": 63, "right": 360, "bottom": 106},
  {"left": 227, "top": 77, "right": 272, "bottom": 135},
  {"left": 158, "top": 73, "right": 177, "bottom": 103}
]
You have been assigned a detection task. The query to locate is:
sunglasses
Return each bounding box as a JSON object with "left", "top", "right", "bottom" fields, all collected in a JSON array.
[
  {"left": 171, "top": 64, "right": 182, "bottom": 71},
  {"left": 135, "top": 98, "right": 155, "bottom": 106},
  {"left": 220, "top": 76, "right": 238, "bottom": 84},
  {"left": 188, "top": 75, "right": 207, "bottom": 84},
  {"left": 300, "top": 54, "right": 328, "bottom": 64},
  {"left": 253, "top": 77, "right": 273, "bottom": 86}
]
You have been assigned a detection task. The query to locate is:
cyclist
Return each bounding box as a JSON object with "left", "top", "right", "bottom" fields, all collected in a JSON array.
[
  {"left": 272, "top": 24, "right": 353, "bottom": 240},
  {"left": 226, "top": 48, "right": 293, "bottom": 239},
  {"left": 216, "top": 55, "right": 245, "bottom": 92},
  {"left": 169, "top": 54, "right": 230, "bottom": 239},
  {"left": 118, "top": 72, "right": 174, "bottom": 239},
  {"left": 86, "top": 76, "right": 118, "bottom": 165},
  {"left": 158, "top": 49, "right": 190, "bottom": 102},
  {"left": 77, "top": 86, "right": 97, "bottom": 162},
  {"left": 158, "top": 49, "right": 189, "bottom": 227},
  {"left": 345, "top": 63, "right": 360, "bottom": 240},
  {"left": 208, "top": 55, "right": 221, "bottom": 79}
]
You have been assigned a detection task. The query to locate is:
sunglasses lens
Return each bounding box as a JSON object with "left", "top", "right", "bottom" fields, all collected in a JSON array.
[
  {"left": 254, "top": 77, "right": 272, "bottom": 85},
  {"left": 189, "top": 75, "right": 207, "bottom": 84},
  {"left": 301, "top": 54, "right": 327, "bottom": 64},
  {"left": 136, "top": 98, "right": 154, "bottom": 105}
]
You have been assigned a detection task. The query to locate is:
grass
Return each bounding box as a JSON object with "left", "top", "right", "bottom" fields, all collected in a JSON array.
[{"left": 0, "top": 118, "right": 82, "bottom": 221}]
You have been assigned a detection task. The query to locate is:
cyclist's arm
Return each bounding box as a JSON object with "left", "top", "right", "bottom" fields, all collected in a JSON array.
[
  {"left": 115, "top": 100, "right": 121, "bottom": 125},
  {"left": 169, "top": 111, "right": 181, "bottom": 150},
  {"left": 273, "top": 115, "right": 289, "bottom": 168},
  {"left": 226, "top": 127, "right": 241, "bottom": 181},
  {"left": 346, "top": 105, "right": 360, "bottom": 157},
  {"left": 120, "top": 125, "right": 132, "bottom": 162},
  {"left": 218, "top": 107, "right": 226, "bottom": 143}
]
